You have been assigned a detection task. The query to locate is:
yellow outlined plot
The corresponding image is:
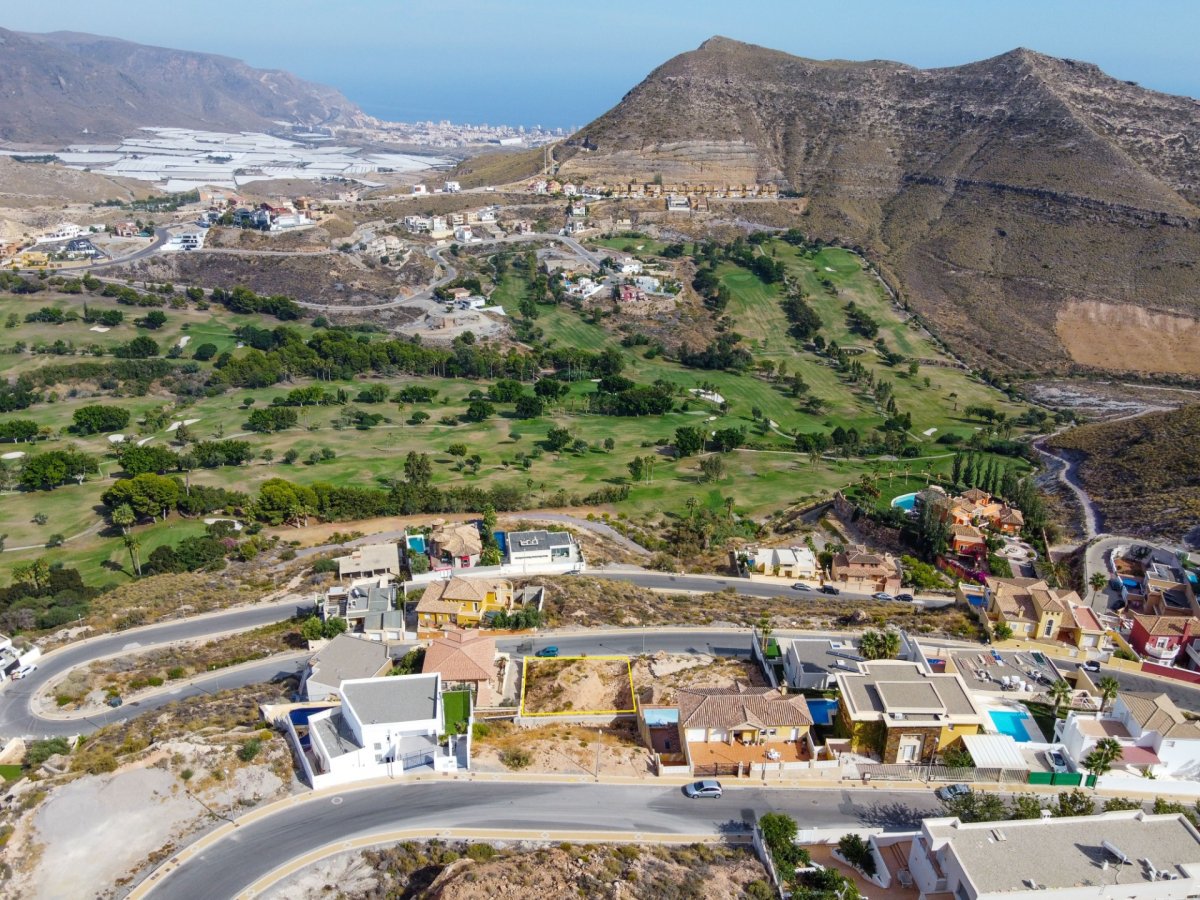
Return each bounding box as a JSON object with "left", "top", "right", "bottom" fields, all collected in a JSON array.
[{"left": 519, "top": 655, "right": 638, "bottom": 716}]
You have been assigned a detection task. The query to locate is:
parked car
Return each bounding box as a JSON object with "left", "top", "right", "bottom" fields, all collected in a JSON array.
[
  {"left": 684, "top": 779, "right": 723, "bottom": 799},
  {"left": 935, "top": 783, "right": 972, "bottom": 802},
  {"left": 12, "top": 664, "right": 37, "bottom": 680},
  {"left": 535, "top": 646, "right": 559, "bottom": 658},
  {"left": 820, "top": 585, "right": 841, "bottom": 595},
  {"left": 791, "top": 583, "right": 813, "bottom": 592},
  {"left": 1081, "top": 660, "right": 1102, "bottom": 673},
  {"left": 1047, "top": 750, "right": 1071, "bottom": 774},
  {"left": 107, "top": 696, "right": 124, "bottom": 708},
  {"left": 872, "top": 592, "right": 894, "bottom": 602},
  {"left": 895, "top": 593, "right": 915, "bottom": 603}
]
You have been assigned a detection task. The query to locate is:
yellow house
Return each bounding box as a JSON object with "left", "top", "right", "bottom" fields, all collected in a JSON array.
[
  {"left": 416, "top": 577, "right": 513, "bottom": 628},
  {"left": 835, "top": 661, "right": 985, "bottom": 764},
  {"left": 986, "top": 576, "right": 1082, "bottom": 642},
  {"left": 16, "top": 251, "right": 48, "bottom": 267}
]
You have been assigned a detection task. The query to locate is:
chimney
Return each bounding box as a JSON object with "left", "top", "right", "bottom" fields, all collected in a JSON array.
[{"left": 1182, "top": 618, "right": 1193, "bottom": 647}]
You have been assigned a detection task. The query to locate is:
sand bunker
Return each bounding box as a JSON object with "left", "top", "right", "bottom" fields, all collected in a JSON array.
[
  {"left": 107, "top": 434, "right": 125, "bottom": 443},
  {"left": 1, "top": 451, "right": 25, "bottom": 460}
]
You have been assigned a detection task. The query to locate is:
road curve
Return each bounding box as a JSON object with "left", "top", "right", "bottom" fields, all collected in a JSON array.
[
  {"left": 0, "top": 598, "right": 311, "bottom": 738},
  {"left": 142, "top": 782, "right": 940, "bottom": 899}
]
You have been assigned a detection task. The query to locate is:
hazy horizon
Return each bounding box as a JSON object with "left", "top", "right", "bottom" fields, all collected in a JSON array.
[{"left": 5, "top": 0, "right": 1200, "bottom": 129}]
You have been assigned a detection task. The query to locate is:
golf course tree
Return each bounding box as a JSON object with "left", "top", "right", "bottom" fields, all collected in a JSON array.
[
  {"left": 70, "top": 404, "right": 131, "bottom": 435},
  {"left": 19, "top": 448, "right": 99, "bottom": 490},
  {"left": 102, "top": 473, "right": 182, "bottom": 522}
]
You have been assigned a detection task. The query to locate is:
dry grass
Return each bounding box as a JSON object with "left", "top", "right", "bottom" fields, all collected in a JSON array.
[{"left": 521, "top": 658, "right": 635, "bottom": 715}]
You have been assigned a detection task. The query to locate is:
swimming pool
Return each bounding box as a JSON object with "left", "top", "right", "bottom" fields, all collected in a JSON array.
[
  {"left": 1120, "top": 576, "right": 1140, "bottom": 589},
  {"left": 891, "top": 492, "right": 918, "bottom": 511},
  {"left": 406, "top": 535, "right": 427, "bottom": 554},
  {"left": 989, "top": 709, "right": 1033, "bottom": 743}
]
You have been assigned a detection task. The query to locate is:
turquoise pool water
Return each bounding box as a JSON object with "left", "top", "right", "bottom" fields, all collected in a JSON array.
[
  {"left": 989, "top": 710, "right": 1033, "bottom": 742},
  {"left": 1121, "top": 576, "right": 1140, "bottom": 589},
  {"left": 891, "top": 492, "right": 918, "bottom": 511},
  {"left": 406, "top": 535, "right": 426, "bottom": 553}
]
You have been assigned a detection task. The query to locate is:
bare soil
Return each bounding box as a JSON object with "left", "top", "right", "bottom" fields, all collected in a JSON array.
[
  {"left": 522, "top": 657, "right": 635, "bottom": 714},
  {"left": 473, "top": 720, "right": 651, "bottom": 778},
  {"left": 1056, "top": 300, "right": 1200, "bottom": 376}
]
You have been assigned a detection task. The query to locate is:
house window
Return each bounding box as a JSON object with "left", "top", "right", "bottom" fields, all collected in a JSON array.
[
  {"left": 1156, "top": 637, "right": 1170, "bottom": 649},
  {"left": 1044, "top": 621, "right": 1054, "bottom": 637}
]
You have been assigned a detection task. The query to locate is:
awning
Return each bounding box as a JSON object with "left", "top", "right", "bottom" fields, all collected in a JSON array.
[{"left": 962, "top": 733, "right": 1030, "bottom": 770}]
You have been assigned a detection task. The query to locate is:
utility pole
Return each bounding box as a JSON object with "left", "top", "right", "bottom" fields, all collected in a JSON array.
[{"left": 595, "top": 727, "right": 602, "bottom": 782}]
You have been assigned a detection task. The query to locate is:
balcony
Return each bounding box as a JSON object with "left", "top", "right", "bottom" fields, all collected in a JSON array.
[{"left": 1142, "top": 642, "right": 1180, "bottom": 663}]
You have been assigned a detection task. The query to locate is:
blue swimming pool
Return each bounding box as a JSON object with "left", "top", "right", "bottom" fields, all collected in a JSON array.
[
  {"left": 406, "top": 535, "right": 426, "bottom": 554},
  {"left": 891, "top": 492, "right": 918, "bottom": 511},
  {"left": 807, "top": 698, "right": 839, "bottom": 726},
  {"left": 989, "top": 710, "right": 1033, "bottom": 743},
  {"left": 1121, "top": 576, "right": 1140, "bottom": 589}
]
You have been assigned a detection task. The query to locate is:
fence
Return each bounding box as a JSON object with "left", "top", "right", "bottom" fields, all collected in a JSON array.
[
  {"left": 855, "top": 764, "right": 1029, "bottom": 784},
  {"left": 1028, "top": 771, "right": 1095, "bottom": 788},
  {"left": 751, "top": 824, "right": 788, "bottom": 899}
]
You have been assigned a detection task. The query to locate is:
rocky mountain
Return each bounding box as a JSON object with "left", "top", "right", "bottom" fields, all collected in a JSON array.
[
  {"left": 560, "top": 38, "right": 1200, "bottom": 374},
  {"left": 0, "top": 29, "right": 363, "bottom": 143}
]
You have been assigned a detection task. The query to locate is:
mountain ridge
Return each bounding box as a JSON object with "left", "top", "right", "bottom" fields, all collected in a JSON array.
[
  {"left": 0, "top": 28, "right": 365, "bottom": 143},
  {"left": 559, "top": 39, "right": 1200, "bottom": 373}
]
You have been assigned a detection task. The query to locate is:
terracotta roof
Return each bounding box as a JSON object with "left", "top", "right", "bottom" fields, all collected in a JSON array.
[
  {"left": 1119, "top": 692, "right": 1200, "bottom": 739},
  {"left": 952, "top": 524, "right": 985, "bottom": 543},
  {"left": 418, "top": 577, "right": 497, "bottom": 614},
  {"left": 676, "top": 685, "right": 812, "bottom": 730},
  {"left": 961, "top": 488, "right": 991, "bottom": 504},
  {"left": 1131, "top": 613, "right": 1200, "bottom": 638},
  {"left": 430, "top": 522, "right": 482, "bottom": 558},
  {"left": 422, "top": 628, "right": 496, "bottom": 683},
  {"left": 998, "top": 506, "right": 1024, "bottom": 525},
  {"left": 1070, "top": 604, "right": 1104, "bottom": 633}
]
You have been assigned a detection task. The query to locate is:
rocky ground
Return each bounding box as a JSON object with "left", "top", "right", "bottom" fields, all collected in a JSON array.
[{"left": 265, "top": 839, "right": 770, "bottom": 900}]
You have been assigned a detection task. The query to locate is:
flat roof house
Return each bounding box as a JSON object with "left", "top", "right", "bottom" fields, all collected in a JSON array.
[
  {"left": 753, "top": 546, "right": 819, "bottom": 580},
  {"left": 906, "top": 811, "right": 1200, "bottom": 899},
  {"left": 505, "top": 530, "right": 579, "bottom": 567},
  {"left": 301, "top": 634, "right": 392, "bottom": 701},
  {"left": 1059, "top": 690, "right": 1200, "bottom": 778},
  {"left": 836, "top": 660, "right": 985, "bottom": 764},
  {"left": 321, "top": 578, "right": 405, "bottom": 640},
  {"left": 301, "top": 673, "right": 466, "bottom": 787},
  {"left": 336, "top": 543, "right": 400, "bottom": 581}
]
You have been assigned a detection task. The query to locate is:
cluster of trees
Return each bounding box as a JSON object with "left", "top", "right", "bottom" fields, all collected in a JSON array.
[
  {"left": 780, "top": 289, "right": 822, "bottom": 341},
  {"left": 678, "top": 333, "right": 753, "bottom": 372},
  {"left": 71, "top": 404, "right": 131, "bottom": 435},
  {"left": 113, "top": 335, "right": 159, "bottom": 359},
  {"left": 208, "top": 286, "right": 303, "bottom": 321},
  {"left": 588, "top": 375, "right": 674, "bottom": 416},
  {"left": 0, "top": 561, "right": 97, "bottom": 633},
  {"left": 19, "top": 447, "right": 98, "bottom": 490},
  {"left": 672, "top": 425, "right": 745, "bottom": 457},
  {"left": 116, "top": 440, "right": 255, "bottom": 476},
  {"left": 143, "top": 534, "right": 228, "bottom": 575},
  {"left": 246, "top": 407, "right": 299, "bottom": 433},
  {"left": 844, "top": 301, "right": 879, "bottom": 338},
  {"left": 0, "top": 419, "right": 41, "bottom": 443}
]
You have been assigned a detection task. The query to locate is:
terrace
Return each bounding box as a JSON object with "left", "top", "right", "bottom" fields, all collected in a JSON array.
[{"left": 687, "top": 737, "right": 812, "bottom": 770}]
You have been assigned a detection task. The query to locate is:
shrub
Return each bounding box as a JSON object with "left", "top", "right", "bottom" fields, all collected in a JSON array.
[
  {"left": 471, "top": 722, "right": 491, "bottom": 740},
  {"left": 499, "top": 748, "right": 532, "bottom": 770},
  {"left": 180, "top": 768, "right": 194, "bottom": 782},
  {"left": 25, "top": 737, "right": 71, "bottom": 767},
  {"left": 466, "top": 843, "right": 497, "bottom": 862},
  {"left": 838, "top": 833, "right": 877, "bottom": 877},
  {"left": 237, "top": 739, "right": 262, "bottom": 762},
  {"left": 166, "top": 667, "right": 186, "bottom": 680}
]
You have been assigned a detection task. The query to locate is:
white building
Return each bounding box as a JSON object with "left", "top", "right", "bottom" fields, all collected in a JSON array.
[
  {"left": 1056, "top": 691, "right": 1200, "bottom": 778},
  {"left": 906, "top": 811, "right": 1200, "bottom": 899},
  {"left": 454, "top": 225, "right": 475, "bottom": 242},
  {"left": 412, "top": 184, "right": 428, "bottom": 195},
  {"left": 505, "top": 530, "right": 580, "bottom": 566},
  {"left": 616, "top": 256, "right": 643, "bottom": 275},
  {"left": 301, "top": 634, "right": 392, "bottom": 701},
  {"left": 301, "top": 674, "right": 468, "bottom": 787},
  {"left": 634, "top": 275, "right": 662, "bottom": 293},
  {"left": 753, "top": 546, "right": 819, "bottom": 580},
  {"left": 165, "top": 231, "right": 205, "bottom": 251},
  {"left": 37, "top": 222, "right": 83, "bottom": 243},
  {"left": 442, "top": 180, "right": 461, "bottom": 193}
]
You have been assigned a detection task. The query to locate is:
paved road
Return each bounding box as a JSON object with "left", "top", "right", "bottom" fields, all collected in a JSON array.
[
  {"left": 147, "top": 782, "right": 941, "bottom": 899},
  {"left": 1034, "top": 436, "right": 1099, "bottom": 540},
  {"left": 0, "top": 598, "right": 311, "bottom": 738}
]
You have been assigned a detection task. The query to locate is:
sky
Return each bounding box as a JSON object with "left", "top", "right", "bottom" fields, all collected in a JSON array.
[{"left": 6, "top": 0, "right": 1199, "bottom": 129}]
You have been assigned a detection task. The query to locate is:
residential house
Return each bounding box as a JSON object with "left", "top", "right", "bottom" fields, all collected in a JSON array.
[
  {"left": 950, "top": 524, "right": 986, "bottom": 558},
  {"left": 504, "top": 529, "right": 580, "bottom": 567},
  {"left": 321, "top": 578, "right": 405, "bottom": 640},
  {"left": 669, "top": 684, "right": 814, "bottom": 771},
  {"left": 634, "top": 275, "right": 661, "bottom": 293},
  {"left": 114, "top": 222, "right": 142, "bottom": 238},
  {"left": 443, "top": 180, "right": 461, "bottom": 193},
  {"left": 562, "top": 183, "right": 578, "bottom": 196},
  {"left": 476, "top": 208, "right": 497, "bottom": 223},
  {"left": 906, "top": 811, "right": 1200, "bottom": 900},
  {"left": 422, "top": 627, "right": 498, "bottom": 701},
  {"left": 752, "top": 546, "right": 820, "bottom": 580},
  {"left": 985, "top": 576, "right": 1084, "bottom": 643},
  {"left": 411, "top": 184, "right": 428, "bottom": 195},
  {"left": 453, "top": 225, "right": 475, "bottom": 242},
  {"left": 302, "top": 673, "right": 466, "bottom": 785},
  {"left": 336, "top": 543, "right": 400, "bottom": 581},
  {"left": 835, "top": 660, "right": 985, "bottom": 764},
  {"left": 617, "top": 284, "right": 646, "bottom": 303},
  {"left": 416, "top": 577, "right": 514, "bottom": 629},
  {"left": 993, "top": 506, "right": 1024, "bottom": 534},
  {"left": 429, "top": 216, "right": 451, "bottom": 238},
  {"left": 37, "top": 222, "right": 82, "bottom": 243},
  {"left": 960, "top": 487, "right": 991, "bottom": 506},
  {"left": 568, "top": 201, "right": 586, "bottom": 217},
  {"left": 428, "top": 522, "right": 482, "bottom": 569},
  {"left": 614, "top": 256, "right": 642, "bottom": 275},
  {"left": 1063, "top": 602, "right": 1107, "bottom": 651},
  {"left": 665, "top": 195, "right": 690, "bottom": 212},
  {"left": 1057, "top": 690, "right": 1200, "bottom": 778},
  {"left": 1129, "top": 614, "right": 1200, "bottom": 665},
  {"left": 776, "top": 633, "right": 920, "bottom": 691},
  {"left": 301, "top": 634, "right": 392, "bottom": 701},
  {"left": 448, "top": 212, "right": 467, "bottom": 227},
  {"left": 830, "top": 545, "right": 902, "bottom": 594}
]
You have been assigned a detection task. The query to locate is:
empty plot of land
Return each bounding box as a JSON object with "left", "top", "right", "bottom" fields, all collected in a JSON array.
[
  {"left": 1056, "top": 300, "right": 1200, "bottom": 376},
  {"left": 521, "top": 657, "right": 635, "bottom": 715}
]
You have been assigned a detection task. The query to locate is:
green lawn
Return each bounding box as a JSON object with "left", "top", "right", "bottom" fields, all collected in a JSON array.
[
  {"left": 442, "top": 689, "right": 471, "bottom": 735},
  {"left": 0, "top": 764, "right": 23, "bottom": 782}
]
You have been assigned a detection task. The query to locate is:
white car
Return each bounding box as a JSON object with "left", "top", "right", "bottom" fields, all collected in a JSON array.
[
  {"left": 1047, "top": 750, "right": 1071, "bottom": 774},
  {"left": 872, "top": 592, "right": 895, "bottom": 602},
  {"left": 12, "top": 664, "right": 37, "bottom": 680}
]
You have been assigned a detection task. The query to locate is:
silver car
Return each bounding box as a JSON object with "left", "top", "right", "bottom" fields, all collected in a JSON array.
[{"left": 684, "top": 779, "right": 723, "bottom": 799}]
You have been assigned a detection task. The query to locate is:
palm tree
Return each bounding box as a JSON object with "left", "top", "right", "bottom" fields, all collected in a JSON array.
[
  {"left": 123, "top": 533, "right": 142, "bottom": 577},
  {"left": 1048, "top": 679, "right": 1072, "bottom": 714},
  {"left": 1097, "top": 676, "right": 1120, "bottom": 713},
  {"left": 808, "top": 449, "right": 820, "bottom": 469},
  {"left": 724, "top": 496, "right": 735, "bottom": 521},
  {"left": 882, "top": 630, "right": 901, "bottom": 659},
  {"left": 1088, "top": 572, "right": 1108, "bottom": 604},
  {"left": 757, "top": 614, "right": 774, "bottom": 655},
  {"left": 859, "top": 630, "right": 884, "bottom": 660},
  {"left": 110, "top": 503, "right": 135, "bottom": 535},
  {"left": 1083, "top": 737, "right": 1123, "bottom": 777}
]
